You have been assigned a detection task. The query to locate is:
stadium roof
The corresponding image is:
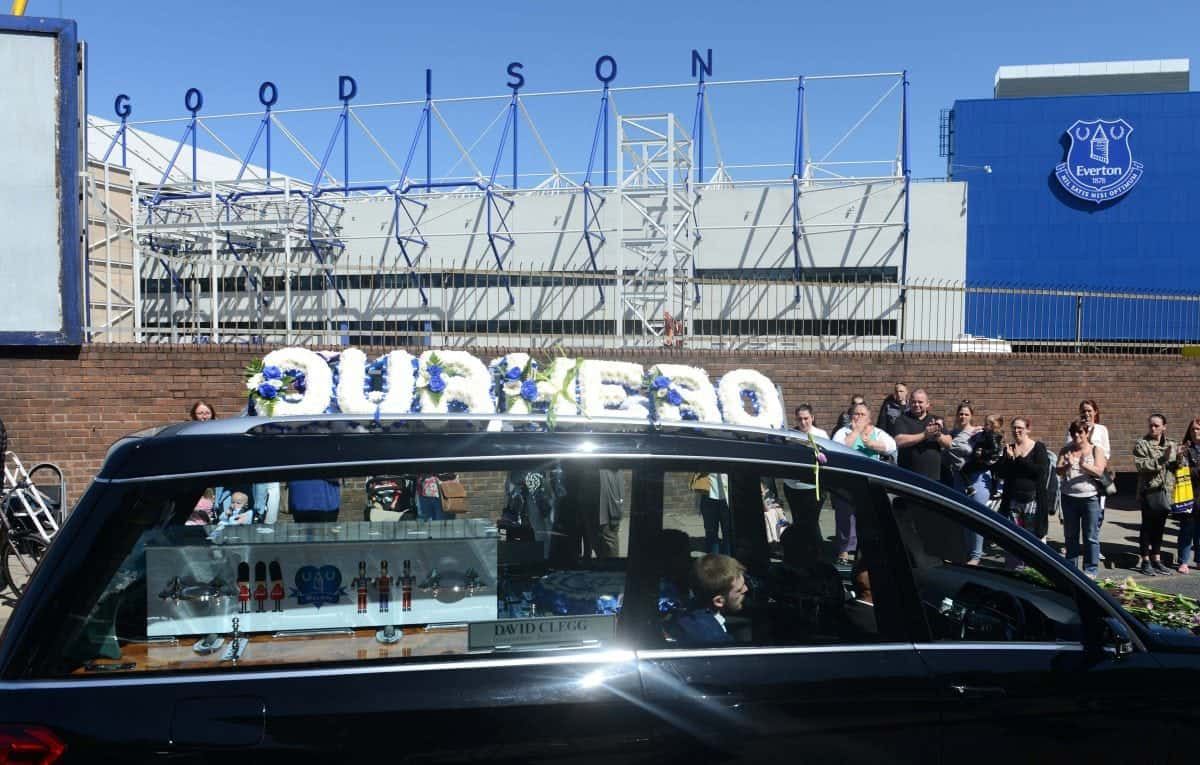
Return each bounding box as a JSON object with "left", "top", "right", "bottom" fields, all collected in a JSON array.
[
  {"left": 86, "top": 116, "right": 281, "bottom": 184},
  {"left": 994, "top": 59, "right": 1190, "bottom": 98}
]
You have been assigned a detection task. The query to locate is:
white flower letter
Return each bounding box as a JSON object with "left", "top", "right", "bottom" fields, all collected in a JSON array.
[
  {"left": 336, "top": 348, "right": 416, "bottom": 415},
  {"left": 259, "top": 347, "right": 334, "bottom": 416},
  {"left": 649, "top": 364, "right": 722, "bottom": 423},
  {"left": 578, "top": 360, "right": 647, "bottom": 419},
  {"left": 717, "top": 369, "right": 785, "bottom": 429},
  {"left": 417, "top": 350, "right": 496, "bottom": 414}
]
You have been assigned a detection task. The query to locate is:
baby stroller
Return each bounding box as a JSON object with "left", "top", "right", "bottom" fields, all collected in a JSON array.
[{"left": 364, "top": 475, "right": 417, "bottom": 522}]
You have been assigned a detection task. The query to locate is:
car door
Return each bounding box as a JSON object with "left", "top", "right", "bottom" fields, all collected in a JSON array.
[
  {"left": 875, "top": 479, "right": 1175, "bottom": 763},
  {"left": 634, "top": 465, "right": 942, "bottom": 764},
  {"left": 0, "top": 464, "right": 658, "bottom": 763}
]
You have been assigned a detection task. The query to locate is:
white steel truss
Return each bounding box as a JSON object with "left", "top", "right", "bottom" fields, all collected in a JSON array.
[{"left": 615, "top": 114, "right": 696, "bottom": 342}]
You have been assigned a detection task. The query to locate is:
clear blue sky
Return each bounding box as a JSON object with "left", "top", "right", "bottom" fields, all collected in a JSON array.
[{"left": 48, "top": 0, "right": 1200, "bottom": 181}]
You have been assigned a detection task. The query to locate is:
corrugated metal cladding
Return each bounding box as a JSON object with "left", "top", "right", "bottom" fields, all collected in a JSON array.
[{"left": 951, "top": 90, "right": 1200, "bottom": 341}]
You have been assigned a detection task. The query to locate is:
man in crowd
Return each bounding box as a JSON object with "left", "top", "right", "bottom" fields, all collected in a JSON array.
[
  {"left": 892, "top": 389, "right": 951, "bottom": 481},
  {"left": 671, "top": 554, "right": 749, "bottom": 645},
  {"left": 783, "top": 404, "right": 829, "bottom": 549},
  {"left": 893, "top": 390, "right": 962, "bottom": 558},
  {"left": 876, "top": 382, "right": 908, "bottom": 435}
]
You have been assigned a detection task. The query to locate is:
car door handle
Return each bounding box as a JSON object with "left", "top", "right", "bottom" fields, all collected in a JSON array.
[{"left": 947, "top": 684, "right": 1006, "bottom": 700}]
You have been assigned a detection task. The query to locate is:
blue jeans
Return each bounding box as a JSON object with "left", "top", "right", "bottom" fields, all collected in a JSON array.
[
  {"left": 959, "top": 471, "right": 992, "bottom": 562},
  {"left": 1178, "top": 514, "right": 1200, "bottom": 566},
  {"left": 418, "top": 495, "right": 446, "bottom": 520},
  {"left": 699, "top": 497, "right": 731, "bottom": 555},
  {"left": 1061, "top": 494, "right": 1101, "bottom": 575}
]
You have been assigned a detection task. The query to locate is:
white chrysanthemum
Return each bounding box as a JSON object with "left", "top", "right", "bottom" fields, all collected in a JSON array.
[{"left": 245, "top": 373, "right": 264, "bottom": 391}]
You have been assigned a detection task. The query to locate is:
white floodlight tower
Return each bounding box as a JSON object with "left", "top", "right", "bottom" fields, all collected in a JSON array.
[{"left": 615, "top": 114, "right": 696, "bottom": 344}]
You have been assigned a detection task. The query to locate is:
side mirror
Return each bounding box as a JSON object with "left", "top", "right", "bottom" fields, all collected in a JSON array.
[{"left": 1101, "top": 616, "right": 1134, "bottom": 658}]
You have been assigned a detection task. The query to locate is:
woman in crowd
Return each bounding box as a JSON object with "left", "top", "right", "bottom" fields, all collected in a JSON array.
[
  {"left": 1072, "top": 400, "right": 1112, "bottom": 550},
  {"left": 189, "top": 400, "right": 216, "bottom": 421},
  {"left": 1056, "top": 419, "right": 1108, "bottom": 578},
  {"left": 1133, "top": 414, "right": 1180, "bottom": 577},
  {"left": 830, "top": 402, "right": 896, "bottom": 564},
  {"left": 1175, "top": 417, "right": 1200, "bottom": 573},
  {"left": 995, "top": 417, "right": 1050, "bottom": 541},
  {"left": 835, "top": 394, "right": 867, "bottom": 434}
]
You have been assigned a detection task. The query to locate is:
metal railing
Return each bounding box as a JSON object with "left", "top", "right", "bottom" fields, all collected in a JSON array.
[{"left": 90, "top": 255, "right": 1200, "bottom": 353}]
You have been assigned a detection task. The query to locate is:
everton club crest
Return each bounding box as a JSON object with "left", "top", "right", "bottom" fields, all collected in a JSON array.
[
  {"left": 290, "top": 565, "right": 347, "bottom": 608},
  {"left": 1055, "top": 118, "right": 1143, "bottom": 203}
]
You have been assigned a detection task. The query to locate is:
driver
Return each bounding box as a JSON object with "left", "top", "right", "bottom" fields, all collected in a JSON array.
[{"left": 669, "top": 554, "right": 748, "bottom": 645}]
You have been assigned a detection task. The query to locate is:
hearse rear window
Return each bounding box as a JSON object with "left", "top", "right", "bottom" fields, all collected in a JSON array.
[{"left": 38, "top": 463, "right": 632, "bottom": 677}]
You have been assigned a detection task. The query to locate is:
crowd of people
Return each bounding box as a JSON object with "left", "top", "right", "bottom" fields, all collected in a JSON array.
[{"left": 786, "top": 383, "right": 1200, "bottom": 580}]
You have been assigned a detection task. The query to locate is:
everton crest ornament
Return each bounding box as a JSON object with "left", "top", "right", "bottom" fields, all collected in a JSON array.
[{"left": 1055, "top": 118, "right": 1143, "bottom": 203}]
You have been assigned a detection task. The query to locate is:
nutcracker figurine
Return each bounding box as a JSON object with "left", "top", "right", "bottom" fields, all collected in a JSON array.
[
  {"left": 376, "top": 560, "right": 392, "bottom": 614},
  {"left": 236, "top": 561, "right": 250, "bottom": 614},
  {"left": 354, "top": 561, "right": 370, "bottom": 614},
  {"left": 253, "top": 561, "right": 268, "bottom": 613},
  {"left": 400, "top": 559, "right": 414, "bottom": 612},
  {"left": 269, "top": 560, "right": 285, "bottom": 613}
]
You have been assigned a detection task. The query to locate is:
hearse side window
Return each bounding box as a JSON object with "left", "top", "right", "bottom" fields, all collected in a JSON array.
[
  {"left": 884, "top": 489, "right": 1084, "bottom": 644},
  {"left": 654, "top": 465, "right": 900, "bottom": 647},
  {"left": 35, "top": 463, "right": 632, "bottom": 678}
]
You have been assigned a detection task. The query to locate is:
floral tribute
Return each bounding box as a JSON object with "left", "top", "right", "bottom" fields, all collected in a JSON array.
[
  {"left": 243, "top": 347, "right": 787, "bottom": 430},
  {"left": 1098, "top": 577, "right": 1200, "bottom": 634}
]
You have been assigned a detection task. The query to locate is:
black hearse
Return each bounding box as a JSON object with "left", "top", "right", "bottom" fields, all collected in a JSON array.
[{"left": 0, "top": 415, "right": 1193, "bottom": 763}]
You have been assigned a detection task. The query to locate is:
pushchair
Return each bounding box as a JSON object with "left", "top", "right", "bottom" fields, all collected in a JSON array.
[{"left": 364, "top": 475, "right": 418, "bottom": 522}]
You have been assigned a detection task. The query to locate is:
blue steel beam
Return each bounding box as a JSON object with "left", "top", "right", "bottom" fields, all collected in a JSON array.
[{"left": 791, "top": 75, "right": 806, "bottom": 302}]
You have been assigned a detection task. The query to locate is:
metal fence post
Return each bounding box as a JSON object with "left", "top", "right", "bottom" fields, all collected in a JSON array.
[{"left": 1074, "top": 294, "right": 1083, "bottom": 353}]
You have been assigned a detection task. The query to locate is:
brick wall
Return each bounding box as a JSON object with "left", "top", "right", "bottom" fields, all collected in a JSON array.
[{"left": 2, "top": 344, "right": 1197, "bottom": 506}]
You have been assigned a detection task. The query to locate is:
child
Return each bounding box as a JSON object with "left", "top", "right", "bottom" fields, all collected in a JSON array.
[{"left": 220, "top": 492, "right": 255, "bottom": 525}]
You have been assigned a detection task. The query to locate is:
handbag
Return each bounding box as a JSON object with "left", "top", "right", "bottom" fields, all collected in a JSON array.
[
  {"left": 1095, "top": 468, "right": 1118, "bottom": 497},
  {"left": 689, "top": 473, "right": 712, "bottom": 493},
  {"left": 1173, "top": 464, "right": 1195, "bottom": 514},
  {"left": 439, "top": 478, "right": 469, "bottom": 514}
]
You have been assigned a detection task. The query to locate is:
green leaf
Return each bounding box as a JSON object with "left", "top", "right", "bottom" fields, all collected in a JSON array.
[{"left": 245, "top": 359, "right": 264, "bottom": 378}]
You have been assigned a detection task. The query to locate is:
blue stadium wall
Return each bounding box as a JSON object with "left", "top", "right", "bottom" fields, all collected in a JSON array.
[{"left": 952, "top": 90, "right": 1200, "bottom": 342}]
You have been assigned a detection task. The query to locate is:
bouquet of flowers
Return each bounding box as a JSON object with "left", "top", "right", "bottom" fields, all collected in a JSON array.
[{"left": 244, "top": 359, "right": 308, "bottom": 416}]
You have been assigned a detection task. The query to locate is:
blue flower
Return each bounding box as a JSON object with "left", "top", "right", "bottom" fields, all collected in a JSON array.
[
  {"left": 428, "top": 374, "right": 446, "bottom": 394},
  {"left": 505, "top": 366, "right": 523, "bottom": 381},
  {"left": 256, "top": 382, "right": 279, "bottom": 399},
  {"left": 448, "top": 400, "right": 469, "bottom": 413},
  {"left": 262, "top": 365, "right": 283, "bottom": 380},
  {"left": 652, "top": 375, "right": 670, "bottom": 390},
  {"left": 427, "top": 363, "right": 444, "bottom": 378},
  {"left": 520, "top": 380, "right": 539, "bottom": 402},
  {"left": 666, "top": 388, "right": 684, "bottom": 406}
]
